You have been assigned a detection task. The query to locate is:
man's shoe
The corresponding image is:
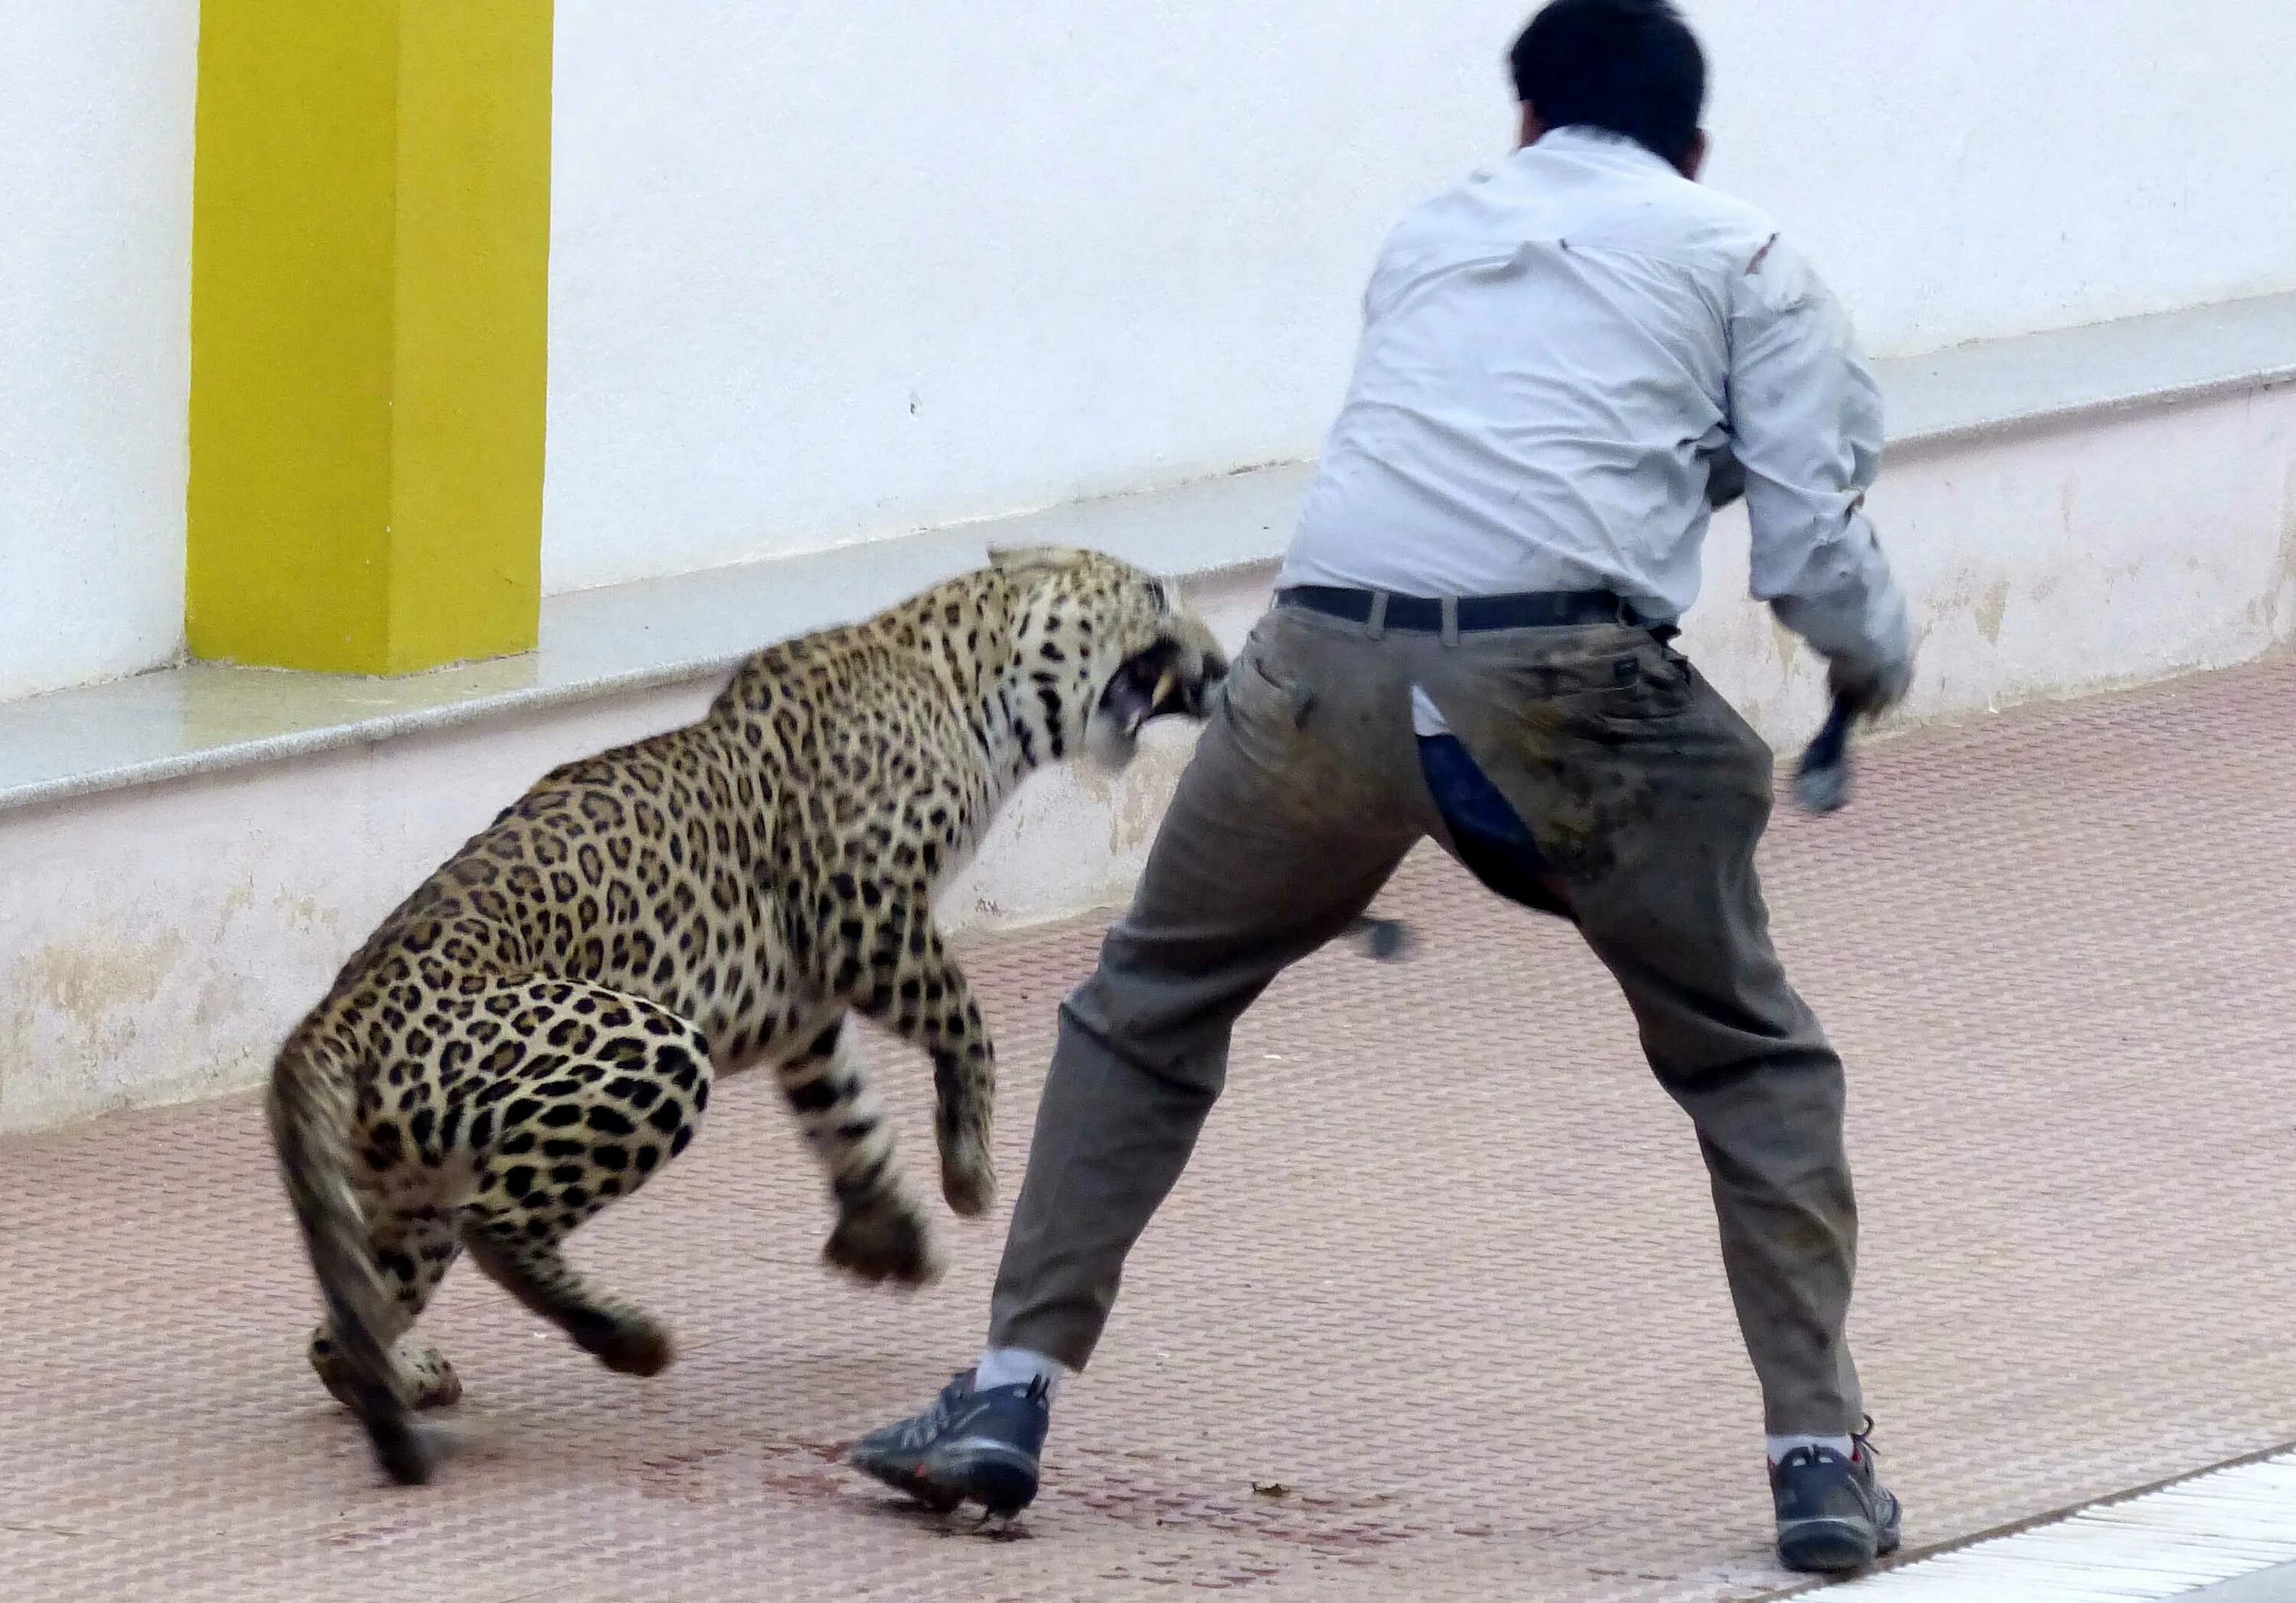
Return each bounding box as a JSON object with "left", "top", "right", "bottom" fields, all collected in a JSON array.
[
  {"left": 1770, "top": 1423, "right": 1903, "bottom": 1573},
  {"left": 849, "top": 1370, "right": 1050, "bottom": 1514}
]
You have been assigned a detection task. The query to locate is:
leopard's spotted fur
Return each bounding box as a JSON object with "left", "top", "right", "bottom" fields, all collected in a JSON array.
[{"left": 269, "top": 547, "right": 1228, "bottom": 1484}]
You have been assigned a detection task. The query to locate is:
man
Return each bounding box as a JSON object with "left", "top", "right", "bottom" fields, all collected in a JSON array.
[{"left": 853, "top": 0, "right": 1913, "bottom": 1575}]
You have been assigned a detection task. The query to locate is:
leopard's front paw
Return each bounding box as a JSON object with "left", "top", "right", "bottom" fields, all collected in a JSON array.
[{"left": 824, "top": 1200, "right": 944, "bottom": 1286}]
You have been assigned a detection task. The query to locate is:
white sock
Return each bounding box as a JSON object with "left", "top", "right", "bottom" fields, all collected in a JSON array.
[
  {"left": 974, "top": 1347, "right": 1069, "bottom": 1397},
  {"left": 1767, "top": 1433, "right": 1855, "bottom": 1464}
]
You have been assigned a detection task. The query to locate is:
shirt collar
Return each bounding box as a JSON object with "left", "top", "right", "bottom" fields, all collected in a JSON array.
[{"left": 1521, "top": 123, "right": 1680, "bottom": 175}]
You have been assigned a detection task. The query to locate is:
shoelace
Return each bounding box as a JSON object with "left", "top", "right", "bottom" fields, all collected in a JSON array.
[
  {"left": 900, "top": 1372, "right": 977, "bottom": 1446},
  {"left": 1851, "top": 1414, "right": 1880, "bottom": 1470}
]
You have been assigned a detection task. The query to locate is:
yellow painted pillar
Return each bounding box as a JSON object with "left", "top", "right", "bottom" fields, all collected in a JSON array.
[{"left": 187, "top": 1, "right": 554, "bottom": 674}]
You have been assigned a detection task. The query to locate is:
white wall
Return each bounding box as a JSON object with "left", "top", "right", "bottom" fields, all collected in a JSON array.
[
  {"left": 4, "top": 1, "right": 2290, "bottom": 692},
  {"left": 0, "top": 3, "right": 199, "bottom": 701},
  {"left": 542, "top": 0, "right": 1512, "bottom": 593},
  {"left": 1697, "top": 0, "right": 2296, "bottom": 358},
  {"left": 543, "top": 0, "right": 2296, "bottom": 596}
]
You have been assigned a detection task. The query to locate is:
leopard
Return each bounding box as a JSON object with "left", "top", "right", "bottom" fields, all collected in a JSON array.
[{"left": 267, "top": 546, "right": 1229, "bottom": 1487}]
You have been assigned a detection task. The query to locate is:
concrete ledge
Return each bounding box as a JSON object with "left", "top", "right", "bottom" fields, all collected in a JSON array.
[
  {"left": 1882, "top": 289, "right": 2296, "bottom": 452},
  {"left": 5, "top": 288, "right": 2296, "bottom": 817},
  {"left": 0, "top": 465, "right": 1311, "bottom": 815}
]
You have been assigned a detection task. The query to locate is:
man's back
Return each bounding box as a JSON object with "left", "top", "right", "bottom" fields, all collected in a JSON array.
[{"left": 1285, "top": 123, "right": 1883, "bottom": 648}]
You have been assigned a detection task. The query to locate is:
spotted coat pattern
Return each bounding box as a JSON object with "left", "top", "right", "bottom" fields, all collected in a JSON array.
[{"left": 267, "top": 547, "right": 1228, "bottom": 1484}]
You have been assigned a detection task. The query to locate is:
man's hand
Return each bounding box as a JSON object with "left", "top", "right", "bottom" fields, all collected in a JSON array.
[
  {"left": 1827, "top": 648, "right": 1913, "bottom": 721},
  {"left": 1701, "top": 444, "right": 1746, "bottom": 511}
]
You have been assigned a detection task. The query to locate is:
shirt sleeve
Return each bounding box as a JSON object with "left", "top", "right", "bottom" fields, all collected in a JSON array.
[{"left": 1724, "top": 233, "right": 1912, "bottom": 677}]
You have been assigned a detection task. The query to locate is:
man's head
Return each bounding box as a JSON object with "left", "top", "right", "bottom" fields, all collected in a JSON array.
[{"left": 1510, "top": 0, "right": 1707, "bottom": 178}]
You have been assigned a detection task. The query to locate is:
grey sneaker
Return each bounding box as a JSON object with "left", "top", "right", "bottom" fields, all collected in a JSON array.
[
  {"left": 848, "top": 1370, "right": 1050, "bottom": 1515},
  {"left": 1770, "top": 1422, "right": 1903, "bottom": 1573}
]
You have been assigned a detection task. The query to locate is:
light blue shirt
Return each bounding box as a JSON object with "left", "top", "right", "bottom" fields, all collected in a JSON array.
[{"left": 1280, "top": 126, "right": 1911, "bottom": 733}]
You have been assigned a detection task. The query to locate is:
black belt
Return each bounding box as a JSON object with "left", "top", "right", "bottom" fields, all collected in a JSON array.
[{"left": 1277, "top": 585, "right": 1668, "bottom": 635}]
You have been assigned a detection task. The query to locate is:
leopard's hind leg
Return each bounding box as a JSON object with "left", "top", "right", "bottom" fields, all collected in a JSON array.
[
  {"left": 309, "top": 1207, "right": 464, "bottom": 1408},
  {"left": 455, "top": 980, "right": 713, "bottom": 1374}
]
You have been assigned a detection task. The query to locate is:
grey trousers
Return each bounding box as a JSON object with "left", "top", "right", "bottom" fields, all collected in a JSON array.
[{"left": 988, "top": 602, "right": 1864, "bottom": 1435}]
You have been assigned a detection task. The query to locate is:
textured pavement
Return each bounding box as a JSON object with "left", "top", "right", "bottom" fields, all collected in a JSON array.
[{"left": 3, "top": 658, "right": 2293, "bottom": 1602}]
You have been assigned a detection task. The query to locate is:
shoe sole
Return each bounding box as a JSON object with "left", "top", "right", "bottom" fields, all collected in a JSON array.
[
  {"left": 922, "top": 1438, "right": 1041, "bottom": 1516},
  {"left": 852, "top": 1438, "right": 1039, "bottom": 1517},
  {"left": 1778, "top": 1513, "right": 1901, "bottom": 1574}
]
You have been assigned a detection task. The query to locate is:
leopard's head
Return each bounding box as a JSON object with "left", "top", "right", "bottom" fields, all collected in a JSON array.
[{"left": 986, "top": 545, "right": 1229, "bottom": 774}]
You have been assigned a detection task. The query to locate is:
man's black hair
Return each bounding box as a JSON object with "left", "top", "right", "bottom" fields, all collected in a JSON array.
[{"left": 1509, "top": 0, "right": 1707, "bottom": 169}]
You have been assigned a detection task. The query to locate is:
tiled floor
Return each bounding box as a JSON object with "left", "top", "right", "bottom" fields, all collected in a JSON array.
[
  {"left": 2188, "top": 1562, "right": 2296, "bottom": 1601},
  {"left": 1829, "top": 1451, "right": 2296, "bottom": 1600},
  {"left": 3, "top": 659, "right": 2292, "bottom": 1602}
]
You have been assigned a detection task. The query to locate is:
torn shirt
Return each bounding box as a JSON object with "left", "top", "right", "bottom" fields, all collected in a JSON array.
[{"left": 1276, "top": 126, "right": 1912, "bottom": 734}]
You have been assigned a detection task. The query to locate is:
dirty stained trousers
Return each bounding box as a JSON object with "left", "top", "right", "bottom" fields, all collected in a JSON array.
[{"left": 987, "top": 599, "right": 1864, "bottom": 1435}]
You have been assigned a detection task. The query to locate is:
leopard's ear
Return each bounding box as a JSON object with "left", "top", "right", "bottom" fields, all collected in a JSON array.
[{"left": 985, "top": 544, "right": 1094, "bottom": 576}]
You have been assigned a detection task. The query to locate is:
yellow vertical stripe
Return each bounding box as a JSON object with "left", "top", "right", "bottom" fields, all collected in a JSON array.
[
  {"left": 388, "top": 2, "right": 553, "bottom": 671},
  {"left": 188, "top": 1, "right": 552, "bottom": 676}
]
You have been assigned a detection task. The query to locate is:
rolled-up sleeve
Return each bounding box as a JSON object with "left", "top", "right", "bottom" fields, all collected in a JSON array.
[{"left": 1725, "top": 234, "right": 1912, "bottom": 677}]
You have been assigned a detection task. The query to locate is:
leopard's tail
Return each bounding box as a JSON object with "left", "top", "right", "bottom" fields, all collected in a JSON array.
[{"left": 268, "top": 1029, "right": 433, "bottom": 1485}]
